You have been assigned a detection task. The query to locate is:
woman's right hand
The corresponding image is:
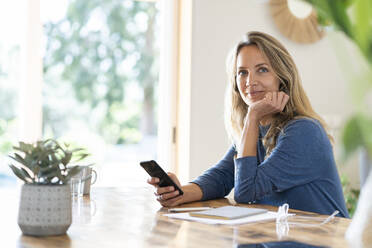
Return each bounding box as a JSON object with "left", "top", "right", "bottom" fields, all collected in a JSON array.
[
  {"left": 147, "top": 172, "right": 184, "bottom": 207},
  {"left": 248, "top": 91, "right": 289, "bottom": 122}
]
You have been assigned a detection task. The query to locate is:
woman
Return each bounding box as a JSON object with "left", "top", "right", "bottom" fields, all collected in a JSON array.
[{"left": 148, "top": 31, "right": 349, "bottom": 218}]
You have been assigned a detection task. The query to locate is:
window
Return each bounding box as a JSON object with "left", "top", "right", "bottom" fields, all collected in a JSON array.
[
  {"left": 1, "top": 0, "right": 182, "bottom": 188},
  {"left": 0, "top": 0, "right": 26, "bottom": 187},
  {"left": 41, "top": 0, "right": 161, "bottom": 186}
]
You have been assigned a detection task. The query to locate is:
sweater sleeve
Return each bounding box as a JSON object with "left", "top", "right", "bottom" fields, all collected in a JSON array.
[
  {"left": 234, "top": 119, "right": 332, "bottom": 203},
  {"left": 191, "top": 146, "right": 236, "bottom": 200}
]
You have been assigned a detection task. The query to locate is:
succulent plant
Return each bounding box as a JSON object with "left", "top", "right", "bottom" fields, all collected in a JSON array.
[{"left": 8, "top": 139, "right": 90, "bottom": 185}]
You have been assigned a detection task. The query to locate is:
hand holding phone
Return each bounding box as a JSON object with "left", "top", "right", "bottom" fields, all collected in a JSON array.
[{"left": 140, "top": 160, "right": 184, "bottom": 195}]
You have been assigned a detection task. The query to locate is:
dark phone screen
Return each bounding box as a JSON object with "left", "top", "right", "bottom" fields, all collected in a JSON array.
[{"left": 140, "top": 160, "right": 184, "bottom": 195}]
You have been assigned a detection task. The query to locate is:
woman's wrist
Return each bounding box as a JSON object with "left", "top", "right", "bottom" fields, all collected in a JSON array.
[
  {"left": 246, "top": 109, "right": 260, "bottom": 125},
  {"left": 180, "top": 183, "right": 203, "bottom": 204},
  {"left": 238, "top": 110, "right": 260, "bottom": 158}
]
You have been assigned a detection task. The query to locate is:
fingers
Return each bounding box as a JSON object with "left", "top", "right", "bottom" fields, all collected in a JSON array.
[
  {"left": 267, "top": 91, "right": 289, "bottom": 112},
  {"left": 150, "top": 172, "right": 183, "bottom": 207},
  {"left": 147, "top": 177, "right": 159, "bottom": 186},
  {"left": 155, "top": 187, "right": 182, "bottom": 207},
  {"left": 276, "top": 92, "right": 284, "bottom": 107},
  {"left": 157, "top": 194, "right": 183, "bottom": 207},
  {"left": 280, "top": 93, "right": 290, "bottom": 111},
  {"left": 264, "top": 92, "right": 272, "bottom": 102},
  {"left": 248, "top": 91, "right": 290, "bottom": 122},
  {"left": 155, "top": 189, "right": 180, "bottom": 201},
  {"left": 153, "top": 184, "right": 181, "bottom": 205},
  {"left": 271, "top": 91, "right": 278, "bottom": 106},
  {"left": 155, "top": 186, "right": 175, "bottom": 195},
  {"left": 167, "top": 172, "right": 181, "bottom": 187}
]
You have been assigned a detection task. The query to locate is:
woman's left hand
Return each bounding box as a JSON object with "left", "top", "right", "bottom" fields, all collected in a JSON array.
[{"left": 248, "top": 91, "right": 289, "bottom": 122}]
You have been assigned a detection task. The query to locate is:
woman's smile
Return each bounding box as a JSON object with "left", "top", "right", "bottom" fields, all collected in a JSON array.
[{"left": 246, "top": 90, "right": 265, "bottom": 99}]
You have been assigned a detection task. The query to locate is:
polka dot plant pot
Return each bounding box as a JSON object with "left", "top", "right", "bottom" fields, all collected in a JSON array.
[{"left": 18, "top": 184, "right": 72, "bottom": 236}]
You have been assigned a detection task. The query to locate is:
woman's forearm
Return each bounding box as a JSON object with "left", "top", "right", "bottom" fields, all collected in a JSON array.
[
  {"left": 180, "top": 183, "right": 203, "bottom": 204},
  {"left": 238, "top": 113, "right": 260, "bottom": 158}
]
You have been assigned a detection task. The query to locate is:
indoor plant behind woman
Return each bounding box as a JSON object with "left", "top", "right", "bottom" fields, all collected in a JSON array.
[
  {"left": 9, "top": 139, "right": 89, "bottom": 236},
  {"left": 303, "top": 1, "right": 372, "bottom": 246}
]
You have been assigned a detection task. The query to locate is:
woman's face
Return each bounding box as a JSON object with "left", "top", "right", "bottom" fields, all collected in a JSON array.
[{"left": 236, "top": 45, "right": 280, "bottom": 105}]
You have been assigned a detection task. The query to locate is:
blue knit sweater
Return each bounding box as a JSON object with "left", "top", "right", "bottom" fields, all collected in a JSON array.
[{"left": 192, "top": 118, "right": 349, "bottom": 218}]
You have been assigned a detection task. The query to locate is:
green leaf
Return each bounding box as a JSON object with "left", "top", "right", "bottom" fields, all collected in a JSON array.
[
  {"left": 306, "top": 0, "right": 372, "bottom": 66},
  {"left": 39, "top": 163, "right": 58, "bottom": 173},
  {"left": 70, "top": 148, "right": 84, "bottom": 153},
  {"left": 344, "top": 0, "right": 357, "bottom": 7},
  {"left": 354, "top": 0, "right": 372, "bottom": 56},
  {"left": 9, "top": 165, "right": 33, "bottom": 183},
  {"left": 332, "top": 1, "right": 354, "bottom": 37},
  {"left": 20, "top": 167, "right": 34, "bottom": 181},
  {"left": 19, "top": 142, "right": 34, "bottom": 153},
  {"left": 9, "top": 154, "right": 29, "bottom": 168},
  {"left": 342, "top": 116, "right": 362, "bottom": 159},
  {"left": 74, "top": 153, "right": 90, "bottom": 162},
  {"left": 61, "top": 151, "right": 72, "bottom": 166},
  {"left": 356, "top": 115, "right": 372, "bottom": 156},
  {"left": 304, "top": 0, "right": 353, "bottom": 38},
  {"left": 341, "top": 114, "right": 372, "bottom": 160}
]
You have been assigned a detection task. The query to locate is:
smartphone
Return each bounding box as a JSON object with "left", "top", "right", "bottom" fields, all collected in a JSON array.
[{"left": 140, "top": 160, "right": 184, "bottom": 195}]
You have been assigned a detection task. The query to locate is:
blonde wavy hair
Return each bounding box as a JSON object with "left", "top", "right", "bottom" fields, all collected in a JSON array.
[{"left": 224, "top": 31, "right": 333, "bottom": 156}]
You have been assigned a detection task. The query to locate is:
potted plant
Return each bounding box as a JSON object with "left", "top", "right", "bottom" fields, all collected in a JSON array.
[
  {"left": 8, "top": 139, "right": 89, "bottom": 236},
  {"left": 304, "top": 0, "right": 372, "bottom": 246}
]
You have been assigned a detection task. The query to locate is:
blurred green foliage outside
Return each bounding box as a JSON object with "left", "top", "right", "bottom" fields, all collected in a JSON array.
[{"left": 43, "top": 0, "right": 159, "bottom": 144}]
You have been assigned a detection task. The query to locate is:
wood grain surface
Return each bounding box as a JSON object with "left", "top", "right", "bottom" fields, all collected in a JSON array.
[{"left": 1, "top": 186, "right": 351, "bottom": 248}]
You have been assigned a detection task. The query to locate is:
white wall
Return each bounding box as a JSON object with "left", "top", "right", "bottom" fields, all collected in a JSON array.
[{"left": 182, "top": 0, "right": 357, "bottom": 184}]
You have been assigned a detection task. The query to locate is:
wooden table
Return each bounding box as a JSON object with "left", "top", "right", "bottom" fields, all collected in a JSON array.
[{"left": 1, "top": 186, "right": 351, "bottom": 247}]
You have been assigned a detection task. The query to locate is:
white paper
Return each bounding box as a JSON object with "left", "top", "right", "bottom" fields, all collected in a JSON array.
[
  {"left": 168, "top": 207, "right": 212, "bottom": 212},
  {"left": 164, "top": 211, "right": 283, "bottom": 225}
]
